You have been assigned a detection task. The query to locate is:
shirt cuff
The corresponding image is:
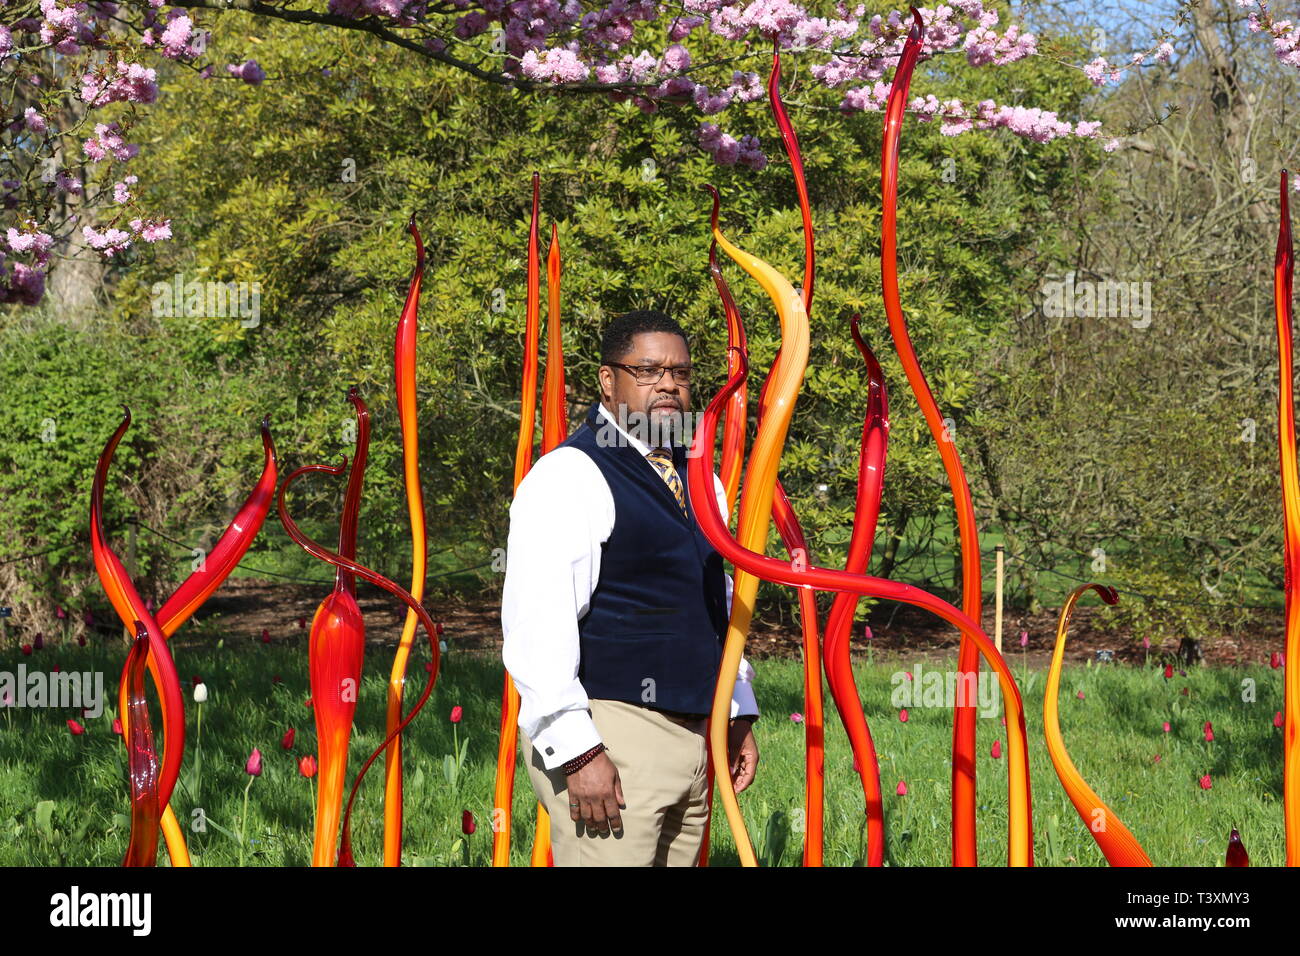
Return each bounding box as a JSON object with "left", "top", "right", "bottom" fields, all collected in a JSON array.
[
  {"left": 528, "top": 708, "right": 604, "bottom": 771},
  {"left": 730, "top": 678, "right": 759, "bottom": 721}
]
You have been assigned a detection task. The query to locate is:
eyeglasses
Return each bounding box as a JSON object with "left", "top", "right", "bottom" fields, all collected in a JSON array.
[{"left": 607, "top": 362, "right": 693, "bottom": 386}]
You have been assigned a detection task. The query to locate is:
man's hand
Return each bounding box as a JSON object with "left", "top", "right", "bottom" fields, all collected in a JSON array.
[
  {"left": 565, "top": 751, "right": 625, "bottom": 835},
  {"left": 727, "top": 717, "right": 758, "bottom": 794}
]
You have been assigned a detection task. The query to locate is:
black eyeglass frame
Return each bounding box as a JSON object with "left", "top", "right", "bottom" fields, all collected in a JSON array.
[{"left": 605, "top": 362, "right": 694, "bottom": 386}]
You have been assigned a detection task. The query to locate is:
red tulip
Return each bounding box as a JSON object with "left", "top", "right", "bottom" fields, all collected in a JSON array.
[
  {"left": 299, "top": 754, "right": 318, "bottom": 778},
  {"left": 462, "top": 810, "right": 476, "bottom": 835},
  {"left": 297, "top": 616, "right": 307, "bottom": 629},
  {"left": 261, "top": 628, "right": 271, "bottom": 644},
  {"left": 1164, "top": 664, "right": 1174, "bottom": 679},
  {"left": 245, "top": 748, "right": 262, "bottom": 776},
  {"left": 52, "top": 665, "right": 60, "bottom": 673},
  {"left": 77, "top": 634, "right": 86, "bottom": 647},
  {"left": 55, "top": 605, "right": 66, "bottom": 620},
  {"left": 1225, "top": 828, "right": 1249, "bottom": 867},
  {"left": 33, "top": 633, "right": 43, "bottom": 650},
  {"left": 1204, "top": 727, "right": 1215, "bottom": 742},
  {"left": 305, "top": 697, "right": 313, "bottom": 708},
  {"left": 67, "top": 719, "right": 85, "bottom": 735},
  {"left": 1271, "top": 651, "right": 1284, "bottom": 669},
  {"left": 20, "top": 644, "right": 31, "bottom": 656},
  {"left": 271, "top": 674, "right": 282, "bottom": 685},
  {"left": 425, "top": 662, "right": 434, "bottom": 673},
  {"left": 898, "top": 708, "right": 908, "bottom": 723},
  {"left": 282, "top": 727, "right": 296, "bottom": 750},
  {"left": 1153, "top": 753, "right": 1162, "bottom": 763},
  {"left": 896, "top": 780, "right": 908, "bottom": 796},
  {"left": 112, "top": 718, "right": 122, "bottom": 735},
  {"left": 1276, "top": 711, "right": 1285, "bottom": 728},
  {"left": 1180, "top": 687, "right": 1189, "bottom": 696},
  {"left": 450, "top": 705, "right": 463, "bottom": 724},
  {"left": 83, "top": 610, "right": 94, "bottom": 628},
  {"left": 1199, "top": 774, "right": 1212, "bottom": 790},
  {"left": 991, "top": 739, "right": 1002, "bottom": 759},
  {"left": 904, "top": 671, "right": 913, "bottom": 681},
  {"left": 1163, "top": 721, "right": 1171, "bottom": 733}
]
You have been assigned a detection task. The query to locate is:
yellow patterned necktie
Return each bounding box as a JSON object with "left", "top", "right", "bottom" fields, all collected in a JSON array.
[{"left": 646, "top": 447, "right": 688, "bottom": 517}]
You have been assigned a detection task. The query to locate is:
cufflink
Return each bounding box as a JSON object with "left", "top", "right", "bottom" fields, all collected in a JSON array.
[{"left": 545, "top": 746, "right": 554, "bottom": 756}]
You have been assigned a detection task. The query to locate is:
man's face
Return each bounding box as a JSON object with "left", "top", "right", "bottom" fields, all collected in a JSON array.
[{"left": 599, "top": 331, "right": 691, "bottom": 444}]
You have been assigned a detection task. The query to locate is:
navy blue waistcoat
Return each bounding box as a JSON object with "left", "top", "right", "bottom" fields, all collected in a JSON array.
[{"left": 558, "top": 400, "right": 729, "bottom": 715}]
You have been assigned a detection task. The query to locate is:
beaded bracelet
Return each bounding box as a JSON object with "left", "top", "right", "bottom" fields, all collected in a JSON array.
[{"left": 562, "top": 743, "right": 606, "bottom": 776}]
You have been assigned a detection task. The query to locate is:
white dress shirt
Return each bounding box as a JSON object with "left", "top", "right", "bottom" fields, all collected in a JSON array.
[{"left": 502, "top": 401, "right": 759, "bottom": 771}]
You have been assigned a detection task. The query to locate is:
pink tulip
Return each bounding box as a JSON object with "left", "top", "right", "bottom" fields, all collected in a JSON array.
[
  {"left": 863, "top": 625, "right": 873, "bottom": 641},
  {"left": 789, "top": 712, "right": 803, "bottom": 724},
  {"left": 1076, "top": 691, "right": 1085, "bottom": 700},
  {"left": 112, "top": 718, "right": 122, "bottom": 735},
  {"left": 450, "top": 705, "right": 463, "bottom": 724},
  {"left": 1142, "top": 635, "right": 1150, "bottom": 649},
  {"left": 245, "top": 748, "right": 262, "bottom": 776},
  {"left": 55, "top": 605, "right": 66, "bottom": 620},
  {"left": 898, "top": 708, "right": 908, "bottom": 723},
  {"left": 1204, "top": 727, "right": 1215, "bottom": 742},
  {"left": 1275, "top": 711, "right": 1284, "bottom": 728},
  {"left": 1162, "top": 721, "right": 1171, "bottom": 733},
  {"left": 1153, "top": 753, "right": 1162, "bottom": 763},
  {"left": 896, "top": 781, "right": 907, "bottom": 796},
  {"left": 1019, "top": 630, "right": 1028, "bottom": 648},
  {"left": 1199, "top": 774, "right": 1212, "bottom": 790},
  {"left": 991, "top": 739, "right": 1001, "bottom": 759}
]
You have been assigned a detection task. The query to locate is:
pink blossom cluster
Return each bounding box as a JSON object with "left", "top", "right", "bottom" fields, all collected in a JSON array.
[
  {"left": 141, "top": 11, "right": 206, "bottom": 59},
  {"left": 226, "top": 59, "right": 266, "bottom": 84},
  {"left": 83, "top": 122, "right": 139, "bottom": 162},
  {"left": 698, "top": 122, "right": 766, "bottom": 169},
  {"left": 328, "top": 0, "right": 424, "bottom": 27},
  {"left": 39, "top": 0, "right": 98, "bottom": 55},
  {"left": 1242, "top": 1, "right": 1300, "bottom": 69},
  {"left": 82, "top": 217, "right": 171, "bottom": 259},
  {"left": 79, "top": 59, "right": 159, "bottom": 106}
]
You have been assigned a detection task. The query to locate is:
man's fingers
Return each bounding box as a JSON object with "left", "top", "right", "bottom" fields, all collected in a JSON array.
[
  {"left": 603, "top": 793, "right": 623, "bottom": 834},
  {"left": 613, "top": 774, "right": 626, "bottom": 808},
  {"left": 569, "top": 794, "right": 582, "bottom": 822}
]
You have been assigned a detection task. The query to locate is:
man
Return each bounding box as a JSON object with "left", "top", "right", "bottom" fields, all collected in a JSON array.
[{"left": 501, "top": 309, "right": 760, "bottom": 866}]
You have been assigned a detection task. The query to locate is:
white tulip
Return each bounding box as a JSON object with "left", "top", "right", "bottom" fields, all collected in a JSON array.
[{"left": 193, "top": 682, "right": 208, "bottom": 703}]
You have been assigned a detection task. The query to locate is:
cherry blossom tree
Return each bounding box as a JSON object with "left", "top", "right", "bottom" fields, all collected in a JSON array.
[{"left": 1, "top": 0, "right": 1295, "bottom": 308}]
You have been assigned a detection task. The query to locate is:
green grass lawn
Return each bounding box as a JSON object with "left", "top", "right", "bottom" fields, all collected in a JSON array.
[{"left": 0, "top": 641, "right": 1287, "bottom": 866}]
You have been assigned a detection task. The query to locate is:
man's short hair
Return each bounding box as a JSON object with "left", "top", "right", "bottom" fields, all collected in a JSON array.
[{"left": 600, "top": 310, "right": 689, "bottom": 366}]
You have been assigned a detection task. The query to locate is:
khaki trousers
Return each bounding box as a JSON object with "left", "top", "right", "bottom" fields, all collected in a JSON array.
[{"left": 522, "top": 698, "right": 709, "bottom": 866}]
